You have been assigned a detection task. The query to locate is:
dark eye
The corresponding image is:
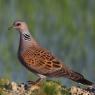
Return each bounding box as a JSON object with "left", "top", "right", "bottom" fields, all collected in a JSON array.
[{"left": 16, "top": 23, "right": 21, "bottom": 26}]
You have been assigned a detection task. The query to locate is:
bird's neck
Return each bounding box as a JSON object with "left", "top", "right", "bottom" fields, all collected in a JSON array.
[{"left": 19, "top": 30, "right": 37, "bottom": 51}]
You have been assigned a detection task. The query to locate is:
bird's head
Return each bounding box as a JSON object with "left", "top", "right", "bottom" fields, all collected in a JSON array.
[{"left": 9, "top": 20, "right": 28, "bottom": 32}]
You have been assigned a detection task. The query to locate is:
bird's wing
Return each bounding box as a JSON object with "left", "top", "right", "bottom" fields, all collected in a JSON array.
[{"left": 20, "top": 46, "right": 64, "bottom": 75}]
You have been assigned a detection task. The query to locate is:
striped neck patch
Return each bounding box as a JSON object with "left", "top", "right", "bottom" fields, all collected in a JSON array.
[{"left": 23, "top": 33, "right": 31, "bottom": 40}]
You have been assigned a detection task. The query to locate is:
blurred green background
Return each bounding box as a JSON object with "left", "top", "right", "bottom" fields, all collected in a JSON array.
[{"left": 0, "top": 0, "right": 95, "bottom": 86}]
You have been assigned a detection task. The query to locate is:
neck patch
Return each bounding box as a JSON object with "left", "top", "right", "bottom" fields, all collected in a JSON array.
[{"left": 23, "top": 33, "right": 31, "bottom": 40}]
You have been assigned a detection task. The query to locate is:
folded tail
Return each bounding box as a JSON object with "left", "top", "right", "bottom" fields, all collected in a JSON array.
[
  {"left": 68, "top": 71, "right": 93, "bottom": 85},
  {"left": 47, "top": 66, "right": 94, "bottom": 85},
  {"left": 76, "top": 77, "right": 93, "bottom": 85}
]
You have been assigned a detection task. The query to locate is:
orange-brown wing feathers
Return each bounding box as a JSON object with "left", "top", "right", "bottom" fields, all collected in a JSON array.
[{"left": 20, "top": 46, "right": 63, "bottom": 75}]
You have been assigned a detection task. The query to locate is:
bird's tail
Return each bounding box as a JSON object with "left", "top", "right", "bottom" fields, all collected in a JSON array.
[
  {"left": 67, "top": 71, "right": 93, "bottom": 85},
  {"left": 48, "top": 66, "right": 94, "bottom": 85}
]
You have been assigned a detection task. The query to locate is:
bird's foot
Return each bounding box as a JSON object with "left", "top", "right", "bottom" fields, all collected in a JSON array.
[
  {"left": 26, "top": 78, "right": 42, "bottom": 90},
  {"left": 25, "top": 81, "right": 40, "bottom": 91},
  {"left": 25, "top": 81, "right": 35, "bottom": 90},
  {"left": 26, "top": 81, "right": 43, "bottom": 91},
  {"left": 26, "top": 75, "right": 46, "bottom": 90},
  {"left": 27, "top": 80, "right": 36, "bottom": 85}
]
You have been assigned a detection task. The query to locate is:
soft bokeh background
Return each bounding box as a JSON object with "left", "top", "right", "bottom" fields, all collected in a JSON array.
[{"left": 0, "top": 0, "right": 95, "bottom": 86}]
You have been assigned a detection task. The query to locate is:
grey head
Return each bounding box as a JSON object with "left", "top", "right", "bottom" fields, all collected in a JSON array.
[{"left": 10, "top": 20, "right": 29, "bottom": 32}]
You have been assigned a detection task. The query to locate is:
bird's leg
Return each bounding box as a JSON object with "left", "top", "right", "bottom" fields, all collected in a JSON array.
[
  {"left": 27, "top": 74, "right": 46, "bottom": 85},
  {"left": 25, "top": 75, "right": 46, "bottom": 90}
]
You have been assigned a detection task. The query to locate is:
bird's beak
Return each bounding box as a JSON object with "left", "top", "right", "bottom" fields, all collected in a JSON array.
[{"left": 8, "top": 25, "right": 13, "bottom": 30}]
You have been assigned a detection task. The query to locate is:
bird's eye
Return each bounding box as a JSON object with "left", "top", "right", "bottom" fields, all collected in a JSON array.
[{"left": 16, "top": 23, "right": 21, "bottom": 26}]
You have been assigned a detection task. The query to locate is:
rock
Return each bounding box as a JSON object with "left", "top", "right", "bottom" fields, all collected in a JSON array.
[{"left": 0, "top": 78, "right": 95, "bottom": 95}]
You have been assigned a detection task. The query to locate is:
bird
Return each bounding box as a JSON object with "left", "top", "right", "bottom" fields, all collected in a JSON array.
[{"left": 9, "top": 20, "right": 94, "bottom": 85}]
